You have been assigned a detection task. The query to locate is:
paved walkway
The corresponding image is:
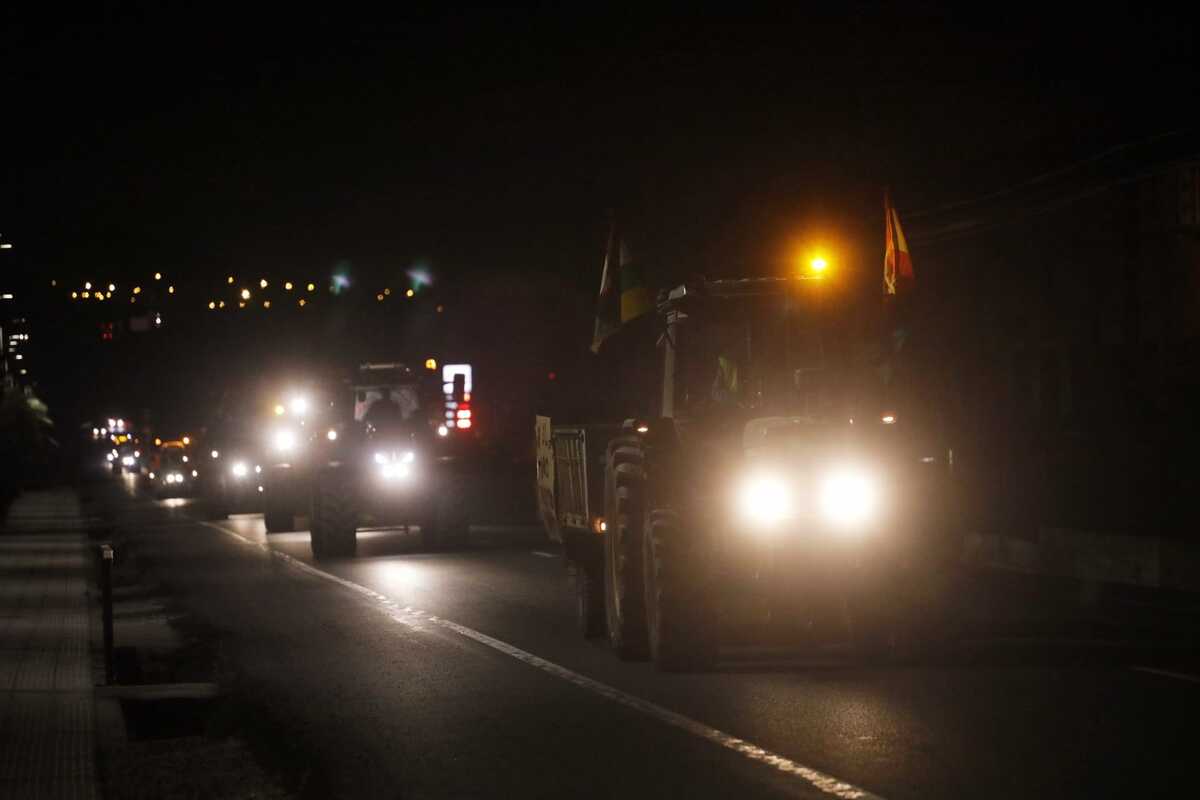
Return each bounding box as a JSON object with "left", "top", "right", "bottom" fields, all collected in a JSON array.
[{"left": 0, "top": 490, "right": 98, "bottom": 799}]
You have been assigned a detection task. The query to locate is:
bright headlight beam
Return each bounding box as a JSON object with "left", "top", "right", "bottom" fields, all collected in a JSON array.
[
  {"left": 290, "top": 396, "right": 309, "bottom": 415},
  {"left": 819, "top": 469, "right": 877, "bottom": 527},
  {"left": 231, "top": 462, "right": 248, "bottom": 478},
  {"left": 738, "top": 473, "right": 792, "bottom": 526},
  {"left": 273, "top": 429, "right": 297, "bottom": 452}
]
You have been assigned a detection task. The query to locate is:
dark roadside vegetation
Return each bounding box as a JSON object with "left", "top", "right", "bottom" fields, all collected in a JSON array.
[{"left": 0, "top": 385, "right": 57, "bottom": 515}]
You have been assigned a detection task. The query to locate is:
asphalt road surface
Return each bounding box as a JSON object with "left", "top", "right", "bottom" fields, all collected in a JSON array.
[{"left": 102, "top": 479, "right": 1200, "bottom": 799}]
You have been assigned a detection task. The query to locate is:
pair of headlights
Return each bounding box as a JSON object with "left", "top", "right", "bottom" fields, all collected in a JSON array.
[
  {"left": 374, "top": 450, "right": 415, "bottom": 480},
  {"left": 738, "top": 468, "right": 879, "bottom": 529},
  {"left": 271, "top": 427, "right": 339, "bottom": 452},
  {"left": 230, "top": 462, "right": 262, "bottom": 478}
]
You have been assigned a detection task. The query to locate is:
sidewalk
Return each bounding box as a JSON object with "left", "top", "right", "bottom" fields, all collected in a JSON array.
[{"left": 0, "top": 489, "right": 99, "bottom": 799}]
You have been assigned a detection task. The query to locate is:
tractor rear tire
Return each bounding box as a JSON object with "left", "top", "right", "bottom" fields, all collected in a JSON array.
[
  {"left": 603, "top": 439, "right": 649, "bottom": 660},
  {"left": 311, "top": 473, "right": 357, "bottom": 560},
  {"left": 263, "top": 506, "right": 294, "bottom": 534},
  {"left": 643, "top": 508, "right": 717, "bottom": 672},
  {"left": 418, "top": 494, "right": 470, "bottom": 550}
]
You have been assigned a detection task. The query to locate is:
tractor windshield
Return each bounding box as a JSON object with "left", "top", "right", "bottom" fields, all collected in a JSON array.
[{"left": 677, "top": 289, "right": 850, "bottom": 422}]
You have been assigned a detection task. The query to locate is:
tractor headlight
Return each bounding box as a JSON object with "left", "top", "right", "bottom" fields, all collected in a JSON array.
[
  {"left": 375, "top": 450, "right": 416, "bottom": 481},
  {"left": 819, "top": 469, "right": 878, "bottom": 527},
  {"left": 737, "top": 473, "right": 792, "bottom": 526},
  {"left": 272, "top": 428, "right": 297, "bottom": 453}
]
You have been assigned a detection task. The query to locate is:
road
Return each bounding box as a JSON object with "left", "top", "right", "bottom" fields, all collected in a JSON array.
[{"left": 102, "top": 481, "right": 1200, "bottom": 799}]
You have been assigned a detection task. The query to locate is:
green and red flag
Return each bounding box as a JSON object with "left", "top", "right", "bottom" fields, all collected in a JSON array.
[
  {"left": 883, "top": 192, "right": 915, "bottom": 295},
  {"left": 591, "top": 224, "right": 651, "bottom": 353}
]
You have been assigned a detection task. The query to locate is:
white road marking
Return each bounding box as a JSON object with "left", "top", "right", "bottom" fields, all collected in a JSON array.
[
  {"left": 199, "top": 520, "right": 883, "bottom": 799},
  {"left": 1132, "top": 666, "right": 1200, "bottom": 684},
  {"left": 531, "top": 550, "right": 557, "bottom": 559}
]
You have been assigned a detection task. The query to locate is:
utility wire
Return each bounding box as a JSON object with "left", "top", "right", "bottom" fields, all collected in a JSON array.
[
  {"left": 905, "top": 129, "right": 1188, "bottom": 220},
  {"left": 910, "top": 157, "right": 1197, "bottom": 246}
]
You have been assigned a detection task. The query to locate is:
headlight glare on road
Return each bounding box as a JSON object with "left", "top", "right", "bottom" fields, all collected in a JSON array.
[
  {"left": 231, "top": 461, "right": 248, "bottom": 478},
  {"left": 738, "top": 473, "right": 792, "bottom": 526},
  {"left": 819, "top": 468, "right": 877, "bottom": 527}
]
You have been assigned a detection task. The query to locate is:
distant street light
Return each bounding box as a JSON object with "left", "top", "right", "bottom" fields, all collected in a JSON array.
[
  {"left": 260, "top": 279, "right": 268, "bottom": 289},
  {"left": 154, "top": 272, "right": 162, "bottom": 280},
  {"left": 240, "top": 288, "right": 251, "bottom": 300}
]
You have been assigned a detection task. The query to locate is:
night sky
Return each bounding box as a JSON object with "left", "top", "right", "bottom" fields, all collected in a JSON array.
[{"left": 1, "top": 5, "right": 1196, "bottom": 433}]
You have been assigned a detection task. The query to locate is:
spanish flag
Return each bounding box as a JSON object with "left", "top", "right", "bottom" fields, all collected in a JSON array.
[{"left": 883, "top": 192, "right": 915, "bottom": 295}]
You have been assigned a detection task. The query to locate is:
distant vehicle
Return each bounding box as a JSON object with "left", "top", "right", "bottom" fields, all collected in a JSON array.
[
  {"left": 302, "top": 360, "right": 484, "bottom": 558},
  {"left": 198, "top": 435, "right": 265, "bottom": 518},
  {"left": 259, "top": 384, "right": 324, "bottom": 533},
  {"left": 148, "top": 441, "right": 197, "bottom": 498},
  {"left": 537, "top": 278, "right": 961, "bottom": 671}
]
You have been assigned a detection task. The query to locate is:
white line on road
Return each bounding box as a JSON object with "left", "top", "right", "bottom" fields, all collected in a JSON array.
[
  {"left": 199, "top": 520, "right": 883, "bottom": 800},
  {"left": 1132, "top": 666, "right": 1200, "bottom": 684},
  {"left": 531, "top": 550, "right": 557, "bottom": 558}
]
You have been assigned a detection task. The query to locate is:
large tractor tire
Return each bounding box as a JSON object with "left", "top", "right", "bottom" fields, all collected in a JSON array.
[
  {"left": 418, "top": 491, "right": 471, "bottom": 551},
  {"left": 310, "top": 472, "right": 357, "bottom": 560},
  {"left": 643, "top": 508, "right": 718, "bottom": 672},
  {"left": 603, "top": 438, "right": 649, "bottom": 660},
  {"left": 263, "top": 504, "right": 294, "bottom": 534}
]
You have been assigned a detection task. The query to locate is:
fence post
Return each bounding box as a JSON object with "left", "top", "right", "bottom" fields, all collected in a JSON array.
[{"left": 100, "top": 544, "right": 114, "bottom": 684}]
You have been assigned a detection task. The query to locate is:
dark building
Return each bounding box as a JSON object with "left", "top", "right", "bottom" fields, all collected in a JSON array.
[{"left": 911, "top": 152, "right": 1200, "bottom": 540}]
